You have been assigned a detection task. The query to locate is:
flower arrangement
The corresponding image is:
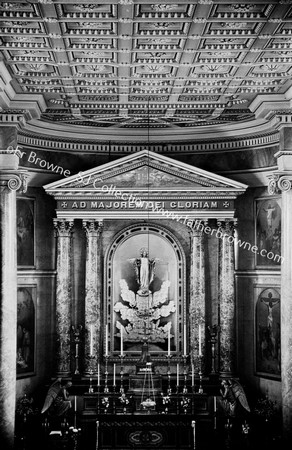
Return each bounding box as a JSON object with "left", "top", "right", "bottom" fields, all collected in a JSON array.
[
  {"left": 16, "top": 394, "right": 37, "bottom": 418},
  {"left": 101, "top": 397, "right": 110, "bottom": 410},
  {"left": 161, "top": 394, "right": 171, "bottom": 405},
  {"left": 180, "top": 396, "right": 191, "bottom": 410},
  {"left": 119, "top": 393, "right": 129, "bottom": 405},
  {"left": 254, "top": 396, "right": 278, "bottom": 421}
]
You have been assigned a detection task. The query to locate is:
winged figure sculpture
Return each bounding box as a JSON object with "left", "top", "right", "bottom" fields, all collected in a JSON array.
[
  {"left": 220, "top": 378, "right": 250, "bottom": 417},
  {"left": 41, "top": 378, "right": 72, "bottom": 417},
  {"left": 114, "top": 279, "right": 175, "bottom": 343}
]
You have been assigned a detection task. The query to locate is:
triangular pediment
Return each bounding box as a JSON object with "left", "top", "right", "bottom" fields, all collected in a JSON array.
[{"left": 44, "top": 150, "right": 247, "bottom": 194}]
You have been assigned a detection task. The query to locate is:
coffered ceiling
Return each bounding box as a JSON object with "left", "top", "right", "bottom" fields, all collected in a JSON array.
[{"left": 0, "top": 0, "right": 292, "bottom": 141}]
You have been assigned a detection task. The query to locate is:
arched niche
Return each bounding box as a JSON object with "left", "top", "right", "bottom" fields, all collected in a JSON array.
[{"left": 105, "top": 223, "right": 186, "bottom": 359}]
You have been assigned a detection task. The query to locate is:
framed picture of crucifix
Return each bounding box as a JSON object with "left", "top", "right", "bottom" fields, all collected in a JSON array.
[{"left": 255, "top": 286, "right": 281, "bottom": 379}]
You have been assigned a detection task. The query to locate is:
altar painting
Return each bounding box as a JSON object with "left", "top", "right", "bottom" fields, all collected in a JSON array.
[{"left": 111, "top": 231, "right": 180, "bottom": 355}]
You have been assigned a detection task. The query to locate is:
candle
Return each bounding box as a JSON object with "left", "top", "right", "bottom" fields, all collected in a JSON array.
[
  {"left": 177, "top": 363, "right": 179, "bottom": 386},
  {"left": 183, "top": 324, "right": 187, "bottom": 356},
  {"left": 191, "top": 364, "right": 194, "bottom": 387},
  {"left": 75, "top": 343, "right": 79, "bottom": 358},
  {"left": 105, "top": 324, "right": 108, "bottom": 356},
  {"left": 90, "top": 324, "right": 93, "bottom": 356},
  {"left": 97, "top": 363, "right": 100, "bottom": 386},
  {"left": 113, "top": 363, "right": 116, "bottom": 386},
  {"left": 214, "top": 395, "right": 216, "bottom": 413},
  {"left": 74, "top": 395, "right": 77, "bottom": 412},
  {"left": 120, "top": 327, "right": 123, "bottom": 357},
  {"left": 168, "top": 328, "right": 170, "bottom": 356},
  {"left": 198, "top": 324, "right": 202, "bottom": 356}
]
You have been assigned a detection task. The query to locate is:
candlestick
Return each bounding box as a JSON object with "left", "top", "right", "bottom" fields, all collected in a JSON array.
[
  {"left": 104, "top": 355, "right": 109, "bottom": 393},
  {"left": 90, "top": 324, "right": 93, "bottom": 356},
  {"left": 183, "top": 324, "right": 187, "bottom": 356},
  {"left": 168, "top": 328, "right": 170, "bottom": 356},
  {"left": 105, "top": 324, "right": 108, "bottom": 356},
  {"left": 120, "top": 327, "right": 123, "bottom": 357},
  {"left": 113, "top": 363, "right": 116, "bottom": 386},
  {"left": 71, "top": 324, "right": 82, "bottom": 376},
  {"left": 198, "top": 323, "right": 202, "bottom": 356},
  {"left": 198, "top": 355, "right": 203, "bottom": 394}
]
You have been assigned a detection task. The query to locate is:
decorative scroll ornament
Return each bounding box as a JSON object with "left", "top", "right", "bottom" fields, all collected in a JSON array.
[
  {"left": 268, "top": 174, "right": 292, "bottom": 194},
  {"left": 0, "top": 172, "right": 27, "bottom": 193},
  {"left": 74, "top": 4, "right": 102, "bottom": 11},
  {"left": 151, "top": 4, "right": 178, "bottom": 10}
]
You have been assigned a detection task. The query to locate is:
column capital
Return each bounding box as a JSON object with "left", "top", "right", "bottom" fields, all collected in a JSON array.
[
  {"left": 268, "top": 172, "right": 292, "bottom": 194},
  {"left": 0, "top": 171, "right": 28, "bottom": 194},
  {"left": 82, "top": 219, "right": 103, "bottom": 237},
  {"left": 187, "top": 219, "right": 208, "bottom": 237},
  {"left": 217, "top": 219, "right": 237, "bottom": 234},
  {"left": 53, "top": 219, "right": 74, "bottom": 237}
]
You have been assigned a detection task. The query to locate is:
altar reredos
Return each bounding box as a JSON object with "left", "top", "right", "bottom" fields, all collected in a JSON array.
[{"left": 44, "top": 150, "right": 248, "bottom": 220}]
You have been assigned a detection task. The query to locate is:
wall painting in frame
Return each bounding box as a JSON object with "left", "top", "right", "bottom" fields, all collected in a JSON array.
[
  {"left": 255, "top": 197, "right": 281, "bottom": 268},
  {"left": 17, "top": 286, "right": 36, "bottom": 378},
  {"left": 17, "top": 197, "right": 35, "bottom": 267},
  {"left": 255, "top": 285, "right": 280, "bottom": 379}
]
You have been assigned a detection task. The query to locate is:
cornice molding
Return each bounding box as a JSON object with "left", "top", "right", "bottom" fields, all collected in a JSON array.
[{"left": 17, "top": 130, "right": 279, "bottom": 154}]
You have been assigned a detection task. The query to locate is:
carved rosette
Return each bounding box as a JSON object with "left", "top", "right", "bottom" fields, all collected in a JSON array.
[
  {"left": 189, "top": 223, "right": 206, "bottom": 372},
  {"left": 268, "top": 173, "right": 292, "bottom": 195},
  {"left": 83, "top": 220, "right": 103, "bottom": 374},
  {"left": 53, "top": 219, "right": 74, "bottom": 376},
  {"left": 217, "top": 220, "right": 236, "bottom": 376}
]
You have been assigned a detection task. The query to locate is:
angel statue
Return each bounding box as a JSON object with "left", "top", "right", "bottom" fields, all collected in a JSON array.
[
  {"left": 41, "top": 378, "right": 72, "bottom": 417},
  {"left": 128, "top": 248, "right": 159, "bottom": 295},
  {"left": 220, "top": 378, "right": 250, "bottom": 418}
]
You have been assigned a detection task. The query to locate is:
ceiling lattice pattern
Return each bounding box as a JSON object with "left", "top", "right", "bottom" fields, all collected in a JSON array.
[{"left": 0, "top": 1, "right": 292, "bottom": 130}]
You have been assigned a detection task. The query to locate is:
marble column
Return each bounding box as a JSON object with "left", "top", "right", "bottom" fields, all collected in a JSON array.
[
  {"left": 83, "top": 220, "right": 103, "bottom": 374},
  {"left": 0, "top": 149, "right": 27, "bottom": 448},
  {"left": 217, "top": 220, "right": 236, "bottom": 377},
  {"left": 268, "top": 139, "right": 292, "bottom": 442},
  {"left": 53, "top": 219, "right": 74, "bottom": 376},
  {"left": 189, "top": 224, "right": 206, "bottom": 372}
]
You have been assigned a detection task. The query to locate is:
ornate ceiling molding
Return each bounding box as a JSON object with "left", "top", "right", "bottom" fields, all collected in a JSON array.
[
  {"left": 1, "top": 1, "right": 292, "bottom": 139},
  {"left": 17, "top": 128, "right": 279, "bottom": 154}
]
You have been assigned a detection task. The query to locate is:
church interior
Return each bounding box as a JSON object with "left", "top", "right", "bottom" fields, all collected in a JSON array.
[{"left": 0, "top": 1, "right": 292, "bottom": 449}]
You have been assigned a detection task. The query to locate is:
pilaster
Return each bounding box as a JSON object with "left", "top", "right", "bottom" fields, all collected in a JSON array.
[
  {"left": 0, "top": 149, "right": 27, "bottom": 449},
  {"left": 268, "top": 145, "right": 292, "bottom": 443}
]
